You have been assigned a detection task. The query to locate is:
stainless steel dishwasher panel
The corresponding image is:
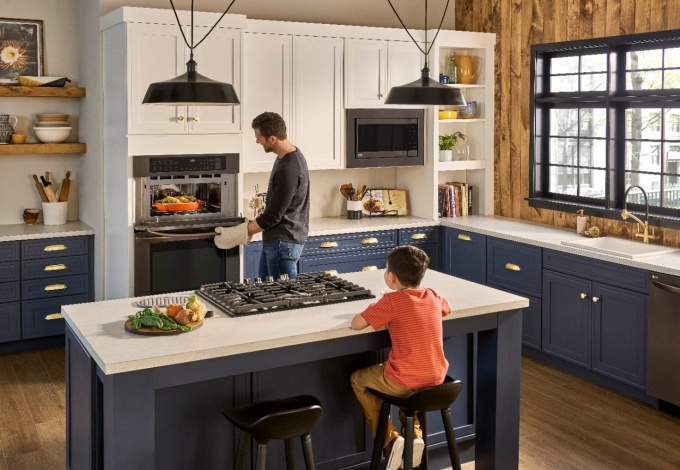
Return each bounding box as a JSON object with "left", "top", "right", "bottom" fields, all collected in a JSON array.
[{"left": 648, "top": 272, "right": 680, "bottom": 407}]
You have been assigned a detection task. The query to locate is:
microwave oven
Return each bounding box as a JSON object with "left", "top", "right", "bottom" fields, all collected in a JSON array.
[{"left": 346, "top": 108, "right": 425, "bottom": 168}]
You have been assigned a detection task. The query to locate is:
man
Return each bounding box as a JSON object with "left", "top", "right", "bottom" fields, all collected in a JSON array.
[{"left": 215, "top": 111, "right": 310, "bottom": 280}]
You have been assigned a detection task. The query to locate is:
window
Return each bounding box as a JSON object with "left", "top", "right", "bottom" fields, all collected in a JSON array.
[{"left": 531, "top": 30, "right": 680, "bottom": 223}]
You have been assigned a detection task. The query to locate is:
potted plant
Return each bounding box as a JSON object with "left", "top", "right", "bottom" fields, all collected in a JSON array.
[{"left": 439, "top": 132, "right": 461, "bottom": 162}]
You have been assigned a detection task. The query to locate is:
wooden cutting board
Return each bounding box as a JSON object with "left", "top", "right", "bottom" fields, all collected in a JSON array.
[{"left": 124, "top": 319, "right": 203, "bottom": 335}]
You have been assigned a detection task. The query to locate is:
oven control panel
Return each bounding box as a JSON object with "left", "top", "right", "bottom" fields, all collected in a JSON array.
[{"left": 133, "top": 153, "right": 239, "bottom": 177}]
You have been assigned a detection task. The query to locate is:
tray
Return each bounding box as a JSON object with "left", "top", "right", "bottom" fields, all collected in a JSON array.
[
  {"left": 152, "top": 201, "right": 204, "bottom": 212},
  {"left": 124, "top": 318, "right": 203, "bottom": 335}
]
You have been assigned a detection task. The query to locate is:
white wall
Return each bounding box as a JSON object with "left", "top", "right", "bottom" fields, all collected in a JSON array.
[
  {"left": 99, "top": 0, "right": 456, "bottom": 31},
  {"left": 0, "top": 0, "right": 81, "bottom": 225}
]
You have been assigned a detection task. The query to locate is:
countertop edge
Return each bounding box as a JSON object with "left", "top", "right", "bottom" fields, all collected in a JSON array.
[{"left": 0, "top": 221, "right": 95, "bottom": 241}]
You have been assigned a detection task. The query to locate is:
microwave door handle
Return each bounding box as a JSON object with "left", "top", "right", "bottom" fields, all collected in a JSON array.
[{"left": 145, "top": 230, "right": 216, "bottom": 240}]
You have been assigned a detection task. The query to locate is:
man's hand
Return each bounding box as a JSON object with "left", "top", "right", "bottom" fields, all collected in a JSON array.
[{"left": 214, "top": 223, "right": 250, "bottom": 250}]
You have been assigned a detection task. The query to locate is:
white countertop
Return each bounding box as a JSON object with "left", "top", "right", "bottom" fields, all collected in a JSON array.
[
  {"left": 440, "top": 215, "right": 680, "bottom": 277},
  {"left": 0, "top": 221, "right": 95, "bottom": 242},
  {"left": 62, "top": 269, "right": 527, "bottom": 375}
]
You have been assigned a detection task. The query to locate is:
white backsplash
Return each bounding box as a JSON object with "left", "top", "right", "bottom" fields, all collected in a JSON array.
[{"left": 242, "top": 167, "right": 397, "bottom": 219}]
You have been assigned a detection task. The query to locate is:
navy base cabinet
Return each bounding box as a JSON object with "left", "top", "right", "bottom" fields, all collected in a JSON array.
[
  {"left": 442, "top": 227, "right": 486, "bottom": 284},
  {"left": 542, "top": 250, "right": 648, "bottom": 388}
]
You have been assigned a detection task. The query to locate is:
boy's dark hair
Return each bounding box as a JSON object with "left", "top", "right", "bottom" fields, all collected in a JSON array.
[
  {"left": 252, "top": 111, "right": 287, "bottom": 140},
  {"left": 386, "top": 245, "right": 430, "bottom": 288}
]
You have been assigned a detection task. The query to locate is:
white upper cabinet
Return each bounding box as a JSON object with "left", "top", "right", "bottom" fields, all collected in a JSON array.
[
  {"left": 345, "top": 39, "right": 423, "bottom": 108},
  {"left": 292, "top": 36, "right": 343, "bottom": 170},
  {"left": 128, "top": 23, "right": 241, "bottom": 135},
  {"left": 242, "top": 32, "right": 291, "bottom": 172},
  {"left": 242, "top": 22, "right": 343, "bottom": 172}
]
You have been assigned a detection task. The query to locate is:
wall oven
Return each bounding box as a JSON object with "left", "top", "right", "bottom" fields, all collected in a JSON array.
[{"left": 132, "top": 154, "right": 244, "bottom": 296}]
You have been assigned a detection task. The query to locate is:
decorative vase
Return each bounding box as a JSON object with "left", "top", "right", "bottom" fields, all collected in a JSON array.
[
  {"left": 0, "top": 114, "right": 17, "bottom": 144},
  {"left": 453, "top": 136, "right": 475, "bottom": 161},
  {"left": 453, "top": 54, "right": 481, "bottom": 84},
  {"left": 439, "top": 150, "right": 453, "bottom": 162}
]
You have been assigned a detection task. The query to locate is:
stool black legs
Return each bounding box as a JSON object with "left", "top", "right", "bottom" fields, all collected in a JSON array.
[
  {"left": 442, "top": 409, "right": 461, "bottom": 470},
  {"left": 300, "top": 434, "right": 316, "bottom": 469},
  {"left": 370, "top": 401, "right": 391, "bottom": 470}
]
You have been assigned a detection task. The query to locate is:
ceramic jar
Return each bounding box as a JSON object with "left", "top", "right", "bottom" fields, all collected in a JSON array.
[{"left": 0, "top": 114, "right": 18, "bottom": 144}]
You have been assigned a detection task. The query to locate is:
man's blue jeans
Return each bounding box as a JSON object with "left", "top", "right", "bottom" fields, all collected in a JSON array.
[{"left": 258, "top": 240, "right": 304, "bottom": 280}]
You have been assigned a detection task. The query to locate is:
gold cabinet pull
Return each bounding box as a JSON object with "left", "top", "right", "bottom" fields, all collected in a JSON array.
[
  {"left": 362, "top": 266, "right": 378, "bottom": 271},
  {"left": 410, "top": 233, "right": 427, "bottom": 240},
  {"left": 457, "top": 234, "right": 471, "bottom": 241},
  {"left": 320, "top": 241, "right": 338, "bottom": 248},
  {"left": 177, "top": 116, "right": 185, "bottom": 121},
  {"left": 44, "top": 284, "right": 66, "bottom": 291},
  {"left": 361, "top": 238, "right": 379, "bottom": 244},
  {"left": 580, "top": 293, "right": 587, "bottom": 299},
  {"left": 192, "top": 116, "right": 199, "bottom": 121},
  {"left": 505, "top": 263, "right": 521, "bottom": 271},
  {"left": 44, "top": 264, "right": 67, "bottom": 271},
  {"left": 592, "top": 297, "right": 600, "bottom": 303},
  {"left": 44, "top": 244, "right": 67, "bottom": 252},
  {"left": 324, "top": 270, "right": 338, "bottom": 276},
  {"left": 45, "top": 313, "right": 63, "bottom": 321}
]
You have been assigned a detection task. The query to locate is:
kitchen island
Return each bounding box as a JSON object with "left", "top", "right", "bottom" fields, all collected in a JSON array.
[{"left": 64, "top": 269, "right": 527, "bottom": 470}]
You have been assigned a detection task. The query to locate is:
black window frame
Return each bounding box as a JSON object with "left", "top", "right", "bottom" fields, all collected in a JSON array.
[{"left": 530, "top": 29, "right": 680, "bottom": 229}]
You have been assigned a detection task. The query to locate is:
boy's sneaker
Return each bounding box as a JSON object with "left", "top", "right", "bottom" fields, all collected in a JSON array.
[
  {"left": 384, "top": 436, "right": 404, "bottom": 470},
  {"left": 400, "top": 437, "right": 425, "bottom": 468}
]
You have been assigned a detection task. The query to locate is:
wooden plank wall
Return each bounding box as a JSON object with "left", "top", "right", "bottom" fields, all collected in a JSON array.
[{"left": 456, "top": 0, "right": 680, "bottom": 248}]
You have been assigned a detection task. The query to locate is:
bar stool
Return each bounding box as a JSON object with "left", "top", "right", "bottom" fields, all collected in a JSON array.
[
  {"left": 367, "top": 376, "right": 463, "bottom": 470},
  {"left": 223, "top": 394, "right": 323, "bottom": 470}
]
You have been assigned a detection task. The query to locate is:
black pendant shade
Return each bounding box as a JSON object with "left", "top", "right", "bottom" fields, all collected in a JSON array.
[
  {"left": 385, "top": 66, "right": 466, "bottom": 106},
  {"left": 143, "top": 58, "right": 239, "bottom": 106}
]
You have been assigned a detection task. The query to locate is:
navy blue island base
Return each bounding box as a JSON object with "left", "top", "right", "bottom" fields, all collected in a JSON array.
[{"left": 64, "top": 270, "right": 526, "bottom": 470}]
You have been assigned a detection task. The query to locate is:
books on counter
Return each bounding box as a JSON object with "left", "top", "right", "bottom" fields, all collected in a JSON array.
[{"left": 438, "top": 182, "right": 473, "bottom": 217}]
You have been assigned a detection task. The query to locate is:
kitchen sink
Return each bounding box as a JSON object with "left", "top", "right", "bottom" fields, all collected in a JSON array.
[{"left": 561, "top": 236, "right": 678, "bottom": 259}]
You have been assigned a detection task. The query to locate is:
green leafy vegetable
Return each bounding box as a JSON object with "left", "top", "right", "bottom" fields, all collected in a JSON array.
[{"left": 128, "top": 308, "right": 191, "bottom": 332}]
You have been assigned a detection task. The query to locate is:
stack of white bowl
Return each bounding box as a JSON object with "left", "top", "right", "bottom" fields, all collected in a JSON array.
[{"left": 34, "top": 113, "right": 71, "bottom": 143}]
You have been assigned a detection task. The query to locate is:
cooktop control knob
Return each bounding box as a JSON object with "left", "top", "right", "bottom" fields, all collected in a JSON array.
[
  {"left": 265, "top": 276, "right": 274, "bottom": 283},
  {"left": 279, "top": 274, "right": 289, "bottom": 281},
  {"left": 243, "top": 278, "right": 251, "bottom": 285},
  {"left": 255, "top": 277, "right": 262, "bottom": 284}
]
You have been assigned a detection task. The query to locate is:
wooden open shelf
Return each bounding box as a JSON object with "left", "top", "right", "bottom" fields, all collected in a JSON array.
[
  {"left": 0, "top": 86, "right": 86, "bottom": 98},
  {"left": 0, "top": 143, "right": 86, "bottom": 154}
]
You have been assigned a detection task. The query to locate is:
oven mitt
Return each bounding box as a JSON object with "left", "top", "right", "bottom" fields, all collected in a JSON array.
[{"left": 214, "top": 222, "right": 250, "bottom": 250}]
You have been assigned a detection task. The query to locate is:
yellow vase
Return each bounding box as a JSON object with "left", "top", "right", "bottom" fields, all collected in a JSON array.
[{"left": 453, "top": 54, "right": 481, "bottom": 84}]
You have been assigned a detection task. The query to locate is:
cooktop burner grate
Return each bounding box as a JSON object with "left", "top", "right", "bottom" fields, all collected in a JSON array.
[{"left": 196, "top": 272, "right": 375, "bottom": 317}]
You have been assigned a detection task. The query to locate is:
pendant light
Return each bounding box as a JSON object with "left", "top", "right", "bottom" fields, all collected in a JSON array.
[
  {"left": 143, "top": 0, "right": 240, "bottom": 106},
  {"left": 384, "top": 0, "right": 466, "bottom": 106}
]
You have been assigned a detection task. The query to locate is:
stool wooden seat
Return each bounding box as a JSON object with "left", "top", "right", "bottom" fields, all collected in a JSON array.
[
  {"left": 367, "top": 376, "right": 463, "bottom": 470},
  {"left": 223, "top": 394, "right": 323, "bottom": 470}
]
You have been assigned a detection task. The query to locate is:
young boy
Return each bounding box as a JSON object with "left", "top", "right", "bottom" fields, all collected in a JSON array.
[{"left": 350, "top": 245, "right": 452, "bottom": 470}]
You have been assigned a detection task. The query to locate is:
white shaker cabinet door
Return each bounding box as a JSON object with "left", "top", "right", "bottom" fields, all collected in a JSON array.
[
  {"left": 292, "top": 36, "right": 343, "bottom": 170},
  {"left": 345, "top": 39, "right": 387, "bottom": 108},
  {"left": 190, "top": 27, "right": 242, "bottom": 133},
  {"left": 242, "top": 32, "right": 291, "bottom": 172},
  {"left": 128, "top": 23, "right": 187, "bottom": 134},
  {"left": 387, "top": 41, "right": 424, "bottom": 93}
]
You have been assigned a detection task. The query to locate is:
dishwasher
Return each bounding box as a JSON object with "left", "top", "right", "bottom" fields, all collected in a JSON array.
[{"left": 648, "top": 272, "right": 680, "bottom": 412}]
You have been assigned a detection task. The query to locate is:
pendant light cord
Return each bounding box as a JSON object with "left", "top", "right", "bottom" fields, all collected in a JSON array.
[
  {"left": 170, "top": 0, "right": 238, "bottom": 57},
  {"left": 386, "top": 0, "right": 449, "bottom": 65}
]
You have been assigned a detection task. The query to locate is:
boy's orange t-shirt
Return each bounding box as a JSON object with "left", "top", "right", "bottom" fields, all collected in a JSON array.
[{"left": 361, "top": 288, "right": 449, "bottom": 389}]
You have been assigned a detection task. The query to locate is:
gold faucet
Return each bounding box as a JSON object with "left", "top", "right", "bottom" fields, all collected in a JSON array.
[{"left": 621, "top": 185, "right": 656, "bottom": 244}]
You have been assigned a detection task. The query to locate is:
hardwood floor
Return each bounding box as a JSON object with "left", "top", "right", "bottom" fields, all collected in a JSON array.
[{"left": 1, "top": 348, "right": 680, "bottom": 469}]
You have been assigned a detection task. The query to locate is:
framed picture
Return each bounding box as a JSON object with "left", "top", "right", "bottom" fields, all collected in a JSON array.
[
  {"left": 361, "top": 189, "right": 409, "bottom": 216},
  {"left": 0, "top": 18, "right": 43, "bottom": 79}
]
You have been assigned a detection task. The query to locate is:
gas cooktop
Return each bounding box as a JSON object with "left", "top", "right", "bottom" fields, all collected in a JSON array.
[{"left": 196, "top": 272, "right": 375, "bottom": 317}]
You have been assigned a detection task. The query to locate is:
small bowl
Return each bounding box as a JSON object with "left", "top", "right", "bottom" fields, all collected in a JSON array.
[
  {"left": 11, "top": 133, "right": 26, "bottom": 144},
  {"left": 34, "top": 126, "right": 71, "bottom": 143},
  {"left": 23, "top": 208, "right": 40, "bottom": 224},
  {"left": 36, "top": 113, "right": 69, "bottom": 121},
  {"left": 35, "top": 120, "right": 70, "bottom": 127},
  {"left": 458, "top": 105, "right": 479, "bottom": 119}
]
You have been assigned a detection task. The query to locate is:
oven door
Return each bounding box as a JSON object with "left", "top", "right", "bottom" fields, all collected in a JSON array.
[{"left": 134, "top": 228, "right": 239, "bottom": 296}]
